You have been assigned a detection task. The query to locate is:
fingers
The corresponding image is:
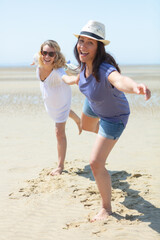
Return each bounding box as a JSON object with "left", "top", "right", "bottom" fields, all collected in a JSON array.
[
  {"left": 137, "top": 84, "right": 151, "bottom": 101},
  {"left": 145, "top": 88, "right": 151, "bottom": 101},
  {"left": 75, "top": 74, "right": 80, "bottom": 84},
  {"left": 138, "top": 83, "right": 146, "bottom": 94}
]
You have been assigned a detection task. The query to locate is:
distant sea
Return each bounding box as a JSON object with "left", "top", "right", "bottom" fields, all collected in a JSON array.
[{"left": 0, "top": 65, "right": 160, "bottom": 114}]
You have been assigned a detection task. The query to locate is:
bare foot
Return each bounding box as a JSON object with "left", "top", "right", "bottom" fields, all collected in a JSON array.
[
  {"left": 50, "top": 167, "right": 63, "bottom": 176},
  {"left": 90, "top": 208, "right": 112, "bottom": 222}
]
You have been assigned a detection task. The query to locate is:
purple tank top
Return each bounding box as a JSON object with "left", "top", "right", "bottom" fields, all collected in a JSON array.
[{"left": 79, "top": 63, "right": 130, "bottom": 126}]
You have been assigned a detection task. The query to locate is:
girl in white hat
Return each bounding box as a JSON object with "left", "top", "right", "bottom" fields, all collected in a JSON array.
[
  {"left": 62, "top": 20, "right": 151, "bottom": 222},
  {"left": 32, "top": 40, "right": 81, "bottom": 176}
]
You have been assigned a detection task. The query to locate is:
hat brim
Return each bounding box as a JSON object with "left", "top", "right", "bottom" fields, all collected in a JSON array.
[{"left": 74, "top": 34, "right": 110, "bottom": 46}]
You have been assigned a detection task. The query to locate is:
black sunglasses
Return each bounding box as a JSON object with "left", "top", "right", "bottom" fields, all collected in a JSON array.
[{"left": 41, "top": 50, "right": 56, "bottom": 57}]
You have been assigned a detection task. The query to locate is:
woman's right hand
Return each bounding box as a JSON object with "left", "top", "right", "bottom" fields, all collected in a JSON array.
[{"left": 75, "top": 74, "right": 80, "bottom": 85}]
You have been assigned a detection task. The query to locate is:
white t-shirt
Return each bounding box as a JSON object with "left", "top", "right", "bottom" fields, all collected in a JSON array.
[{"left": 36, "top": 67, "right": 71, "bottom": 123}]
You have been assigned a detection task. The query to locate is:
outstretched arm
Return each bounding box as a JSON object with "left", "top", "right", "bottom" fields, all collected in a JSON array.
[
  {"left": 108, "top": 71, "right": 151, "bottom": 100},
  {"left": 30, "top": 61, "right": 35, "bottom": 66},
  {"left": 30, "top": 53, "right": 39, "bottom": 66},
  {"left": 62, "top": 74, "right": 80, "bottom": 85}
]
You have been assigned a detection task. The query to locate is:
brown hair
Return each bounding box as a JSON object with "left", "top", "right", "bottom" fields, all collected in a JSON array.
[
  {"left": 74, "top": 40, "right": 121, "bottom": 82},
  {"left": 39, "top": 40, "right": 66, "bottom": 69}
]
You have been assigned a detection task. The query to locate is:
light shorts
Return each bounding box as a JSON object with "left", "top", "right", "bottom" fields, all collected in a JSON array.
[{"left": 83, "top": 98, "right": 125, "bottom": 140}]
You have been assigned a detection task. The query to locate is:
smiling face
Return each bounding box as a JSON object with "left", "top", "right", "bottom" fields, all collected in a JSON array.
[
  {"left": 41, "top": 45, "right": 56, "bottom": 66},
  {"left": 77, "top": 36, "right": 98, "bottom": 66}
]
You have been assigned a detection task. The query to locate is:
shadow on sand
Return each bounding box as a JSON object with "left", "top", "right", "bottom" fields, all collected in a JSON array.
[{"left": 75, "top": 164, "right": 160, "bottom": 234}]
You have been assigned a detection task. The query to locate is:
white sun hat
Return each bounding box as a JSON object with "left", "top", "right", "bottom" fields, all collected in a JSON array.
[{"left": 74, "top": 20, "right": 110, "bottom": 46}]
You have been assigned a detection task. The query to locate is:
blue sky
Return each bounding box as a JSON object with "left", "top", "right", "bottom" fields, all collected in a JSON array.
[{"left": 1, "top": 0, "right": 160, "bottom": 66}]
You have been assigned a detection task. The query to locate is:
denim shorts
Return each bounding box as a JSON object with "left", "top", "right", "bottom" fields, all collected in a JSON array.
[{"left": 83, "top": 98, "right": 125, "bottom": 140}]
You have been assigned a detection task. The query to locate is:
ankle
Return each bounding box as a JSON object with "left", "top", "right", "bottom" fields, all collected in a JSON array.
[{"left": 102, "top": 206, "right": 112, "bottom": 214}]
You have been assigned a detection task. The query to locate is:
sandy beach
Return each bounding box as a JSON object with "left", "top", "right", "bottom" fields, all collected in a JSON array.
[{"left": 0, "top": 65, "right": 160, "bottom": 240}]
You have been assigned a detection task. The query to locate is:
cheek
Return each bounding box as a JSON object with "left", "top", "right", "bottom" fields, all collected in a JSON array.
[{"left": 91, "top": 47, "right": 97, "bottom": 57}]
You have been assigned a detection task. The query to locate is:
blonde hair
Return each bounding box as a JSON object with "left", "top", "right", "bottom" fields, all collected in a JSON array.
[{"left": 38, "top": 40, "right": 66, "bottom": 69}]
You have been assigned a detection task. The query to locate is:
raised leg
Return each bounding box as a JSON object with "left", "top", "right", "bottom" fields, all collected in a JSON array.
[
  {"left": 69, "top": 110, "right": 82, "bottom": 134},
  {"left": 81, "top": 112, "right": 99, "bottom": 133}
]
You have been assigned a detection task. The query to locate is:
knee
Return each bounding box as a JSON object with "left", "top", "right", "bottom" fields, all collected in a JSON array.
[
  {"left": 55, "top": 128, "right": 66, "bottom": 141},
  {"left": 81, "top": 123, "right": 89, "bottom": 131},
  {"left": 81, "top": 118, "right": 87, "bottom": 130},
  {"left": 90, "top": 159, "right": 101, "bottom": 175}
]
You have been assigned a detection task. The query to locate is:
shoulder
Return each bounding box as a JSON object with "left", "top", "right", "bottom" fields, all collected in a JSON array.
[
  {"left": 99, "top": 62, "right": 117, "bottom": 78},
  {"left": 99, "top": 62, "right": 116, "bottom": 72},
  {"left": 56, "top": 67, "right": 66, "bottom": 76},
  {"left": 37, "top": 66, "right": 43, "bottom": 74},
  {"left": 36, "top": 66, "right": 41, "bottom": 80},
  {"left": 36, "top": 66, "right": 41, "bottom": 73},
  {"left": 50, "top": 68, "right": 65, "bottom": 83}
]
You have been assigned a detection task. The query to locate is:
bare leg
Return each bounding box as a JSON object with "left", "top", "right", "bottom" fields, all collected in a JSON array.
[
  {"left": 81, "top": 113, "right": 118, "bottom": 221},
  {"left": 69, "top": 110, "right": 82, "bottom": 134},
  {"left": 89, "top": 135, "right": 118, "bottom": 222},
  {"left": 50, "top": 122, "right": 67, "bottom": 176}
]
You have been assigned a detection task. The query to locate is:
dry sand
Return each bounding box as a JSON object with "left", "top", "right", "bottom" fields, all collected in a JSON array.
[{"left": 0, "top": 66, "right": 160, "bottom": 240}]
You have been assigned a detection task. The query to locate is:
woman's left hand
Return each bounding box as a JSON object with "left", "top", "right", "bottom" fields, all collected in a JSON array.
[{"left": 135, "top": 84, "right": 151, "bottom": 100}]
